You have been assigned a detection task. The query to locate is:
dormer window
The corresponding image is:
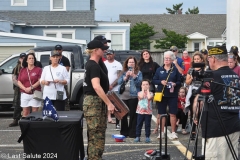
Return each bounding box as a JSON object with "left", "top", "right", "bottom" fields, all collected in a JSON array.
[
  {"left": 11, "top": 0, "right": 27, "bottom": 6},
  {"left": 50, "top": 0, "right": 66, "bottom": 11}
]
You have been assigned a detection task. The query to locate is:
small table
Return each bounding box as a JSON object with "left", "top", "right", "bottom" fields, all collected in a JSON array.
[{"left": 19, "top": 111, "right": 85, "bottom": 160}]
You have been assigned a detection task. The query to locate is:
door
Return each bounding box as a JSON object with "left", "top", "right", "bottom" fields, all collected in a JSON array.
[
  {"left": 193, "top": 42, "right": 201, "bottom": 51},
  {"left": 0, "top": 46, "right": 34, "bottom": 63},
  {"left": 0, "top": 56, "right": 19, "bottom": 102}
]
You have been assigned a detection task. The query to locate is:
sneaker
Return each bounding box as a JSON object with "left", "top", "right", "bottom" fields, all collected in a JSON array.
[
  {"left": 116, "top": 124, "right": 120, "bottom": 131},
  {"left": 170, "top": 132, "right": 178, "bottom": 140},
  {"left": 134, "top": 137, "right": 140, "bottom": 142},
  {"left": 157, "top": 132, "right": 165, "bottom": 139},
  {"left": 145, "top": 137, "right": 151, "bottom": 143}
]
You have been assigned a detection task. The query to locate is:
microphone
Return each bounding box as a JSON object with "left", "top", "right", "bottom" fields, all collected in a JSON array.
[{"left": 192, "top": 63, "right": 205, "bottom": 68}]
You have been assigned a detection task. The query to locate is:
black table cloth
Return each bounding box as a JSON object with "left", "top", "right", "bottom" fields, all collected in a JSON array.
[{"left": 19, "top": 111, "right": 85, "bottom": 160}]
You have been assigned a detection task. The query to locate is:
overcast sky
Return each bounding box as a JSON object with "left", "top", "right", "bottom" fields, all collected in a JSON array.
[{"left": 95, "top": 0, "right": 226, "bottom": 21}]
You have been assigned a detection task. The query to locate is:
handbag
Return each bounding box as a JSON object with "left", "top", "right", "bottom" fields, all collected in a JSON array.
[
  {"left": 119, "top": 81, "right": 127, "bottom": 94},
  {"left": 153, "top": 67, "right": 173, "bottom": 102},
  {"left": 27, "top": 69, "right": 43, "bottom": 100},
  {"left": 50, "top": 66, "right": 64, "bottom": 101}
]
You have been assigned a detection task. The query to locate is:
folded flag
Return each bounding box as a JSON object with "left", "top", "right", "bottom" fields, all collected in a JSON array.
[{"left": 42, "top": 96, "right": 59, "bottom": 122}]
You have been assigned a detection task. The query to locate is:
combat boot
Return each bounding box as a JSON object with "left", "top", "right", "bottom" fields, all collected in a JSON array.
[{"left": 9, "top": 119, "right": 18, "bottom": 127}]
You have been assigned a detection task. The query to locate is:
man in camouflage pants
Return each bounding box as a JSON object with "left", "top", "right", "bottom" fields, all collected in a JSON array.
[
  {"left": 9, "top": 53, "right": 26, "bottom": 127},
  {"left": 83, "top": 95, "right": 107, "bottom": 160}
]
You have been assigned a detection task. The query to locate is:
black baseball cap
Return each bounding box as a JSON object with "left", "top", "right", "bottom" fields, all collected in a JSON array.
[
  {"left": 19, "top": 53, "right": 26, "bottom": 58},
  {"left": 207, "top": 45, "right": 227, "bottom": 55},
  {"left": 105, "top": 50, "right": 114, "bottom": 55},
  {"left": 87, "top": 40, "right": 109, "bottom": 50},
  {"left": 230, "top": 46, "right": 238, "bottom": 53},
  {"left": 94, "top": 35, "right": 111, "bottom": 43},
  {"left": 55, "top": 44, "right": 63, "bottom": 50},
  {"left": 200, "top": 49, "right": 208, "bottom": 55}
]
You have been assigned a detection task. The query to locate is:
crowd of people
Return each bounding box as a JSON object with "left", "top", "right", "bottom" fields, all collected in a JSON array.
[
  {"left": 8, "top": 35, "right": 240, "bottom": 160},
  {"left": 83, "top": 36, "right": 240, "bottom": 160},
  {"left": 8, "top": 45, "right": 70, "bottom": 127}
]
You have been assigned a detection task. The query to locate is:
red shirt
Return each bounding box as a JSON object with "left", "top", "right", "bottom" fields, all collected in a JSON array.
[
  {"left": 18, "top": 67, "right": 42, "bottom": 94},
  {"left": 182, "top": 56, "right": 191, "bottom": 75},
  {"left": 102, "top": 57, "right": 106, "bottom": 61},
  {"left": 178, "top": 97, "right": 185, "bottom": 109},
  {"left": 232, "top": 65, "right": 240, "bottom": 77}
]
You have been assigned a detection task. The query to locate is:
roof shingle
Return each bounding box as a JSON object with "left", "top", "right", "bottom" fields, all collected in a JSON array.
[
  {"left": 120, "top": 14, "right": 226, "bottom": 39},
  {"left": 0, "top": 10, "right": 95, "bottom": 25}
]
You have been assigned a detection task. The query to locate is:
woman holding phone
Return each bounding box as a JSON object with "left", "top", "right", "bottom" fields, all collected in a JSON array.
[{"left": 118, "top": 56, "right": 142, "bottom": 138}]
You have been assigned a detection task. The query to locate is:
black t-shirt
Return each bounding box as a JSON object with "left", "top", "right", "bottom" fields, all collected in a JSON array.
[
  {"left": 201, "top": 66, "right": 240, "bottom": 138},
  {"left": 49, "top": 56, "right": 70, "bottom": 67},
  {"left": 59, "top": 56, "right": 70, "bottom": 67},
  {"left": 36, "top": 61, "right": 42, "bottom": 68},
  {"left": 99, "top": 58, "right": 108, "bottom": 75},
  {"left": 140, "top": 62, "right": 159, "bottom": 80},
  {"left": 83, "top": 60, "right": 109, "bottom": 95}
]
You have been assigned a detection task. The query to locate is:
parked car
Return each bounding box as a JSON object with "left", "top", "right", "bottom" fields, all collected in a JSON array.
[
  {"left": 107, "top": 50, "right": 141, "bottom": 64},
  {"left": 0, "top": 45, "right": 85, "bottom": 110}
]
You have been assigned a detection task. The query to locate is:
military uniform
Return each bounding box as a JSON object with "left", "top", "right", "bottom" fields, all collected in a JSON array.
[
  {"left": 12, "top": 87, "right": 22, "bottom": 120},
  {"left": 9, "top": 53, "right": 25, "bottom": 127},
  {"left": 83, "top": 96, "right": 107, "bottom": 160},
  {"left": 83, "top": 40, "right": 110, "bottom": 160}
]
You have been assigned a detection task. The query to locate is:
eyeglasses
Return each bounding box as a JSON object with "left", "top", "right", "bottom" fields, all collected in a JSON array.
[
  {"left": 207, "top": 56, "right": 215, "bottom": 60},
  {"left": 228, "top": 55, "right": 235, "bottom": 59},
  {"left": 164, "top": 58, "right": 172, "bottom": 60},
  {"left": 170, "top": 50, "right": 176, "bottom": 52}
]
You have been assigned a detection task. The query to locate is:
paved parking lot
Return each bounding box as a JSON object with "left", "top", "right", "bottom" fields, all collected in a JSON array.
[{"left": 0, "top": 110, "right": 239, "bottom": 160}]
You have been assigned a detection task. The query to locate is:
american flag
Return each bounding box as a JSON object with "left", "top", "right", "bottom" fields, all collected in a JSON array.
[{"left": 42, "top": 97, "right": 59, "bottom": 122}]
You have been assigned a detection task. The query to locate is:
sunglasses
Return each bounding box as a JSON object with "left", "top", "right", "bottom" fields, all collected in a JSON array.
[
  {"left": 228, "top": 55, "right": 235, "bottom": 59},
  {"left": 170, "top": 49, "right": 176, "bottom": 52}
]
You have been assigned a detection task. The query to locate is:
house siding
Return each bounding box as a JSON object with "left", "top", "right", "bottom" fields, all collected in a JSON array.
[
  {"left": 0, "top": 36, "right": 83, "bottom": 47},
  {"left": 0, "top": 0, "right": 90, "bottom": 11},
  {"left": 91, "top": 26, "right": 130, "bottom": 50},
  {"left": 12, "top": 26, "right": 23, "bottom": 33},
  {"left": 0, "top": 21, "right": 11, "bottom": 32},
  {"left": 22, "top": 27, "right": 91, "bottom": 42}
]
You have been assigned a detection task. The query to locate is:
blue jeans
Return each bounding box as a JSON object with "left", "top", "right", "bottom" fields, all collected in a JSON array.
[{"left": 136, "top": 114, "right": 152, "bottom": 137}]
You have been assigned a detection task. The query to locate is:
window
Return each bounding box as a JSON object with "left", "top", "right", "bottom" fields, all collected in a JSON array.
[
  {"left": 193, "top": 42, "right": 200, "bottom": 51},
  {"left": 209, "top": 42, "right": 214, "bottom": 46},
  {"left": 44, "top": 30, "right": 75, "bottom": 39},
  {"left": 11, "top": 0, "right": 27, "bottom": 6},
  {"left": 40, "top": 55, "right": 50, "bottom": 68},
  {"left": 0, "top": 57, "right": 19, "bottom": 74},
  {"left": 50, "top": 0, "right": 66, "bottom": 11},
  {"left": 62, "top": 34, "right": 72, "bottom": 39},
  {"left": 91, "top": 29, "right": 126, "bottom": 50},
  {"left": 111, "top": 34, "right": 123, "bottom": 50},
  {"left": 216, "top": 42, "right": 223, "bottom": 46},
  {"left": 46, "top": 34, "right": 57, "bottom": 38}
]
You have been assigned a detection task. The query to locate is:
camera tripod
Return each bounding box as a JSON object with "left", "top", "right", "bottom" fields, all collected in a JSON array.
[{"left": 184, "top": 83, "right": 239, "bottom": 160}]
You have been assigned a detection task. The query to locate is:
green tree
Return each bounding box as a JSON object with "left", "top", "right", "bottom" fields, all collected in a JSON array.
[
  {"left": 154, "top": 29, "right": 189, "bottom": 50},
  {"left": 166, "top": 3, "right": 183, "bottom": 14},
  {"left": 130, "top": 22, "right": 157, "bottom": 50},
  {"left": 185, "top": 6, "right": 199, "bottom": 14}
]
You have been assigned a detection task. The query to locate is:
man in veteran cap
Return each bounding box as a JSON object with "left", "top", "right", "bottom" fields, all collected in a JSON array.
[{"left": 196, "top": 45, "right": 240, "bottom": 159}]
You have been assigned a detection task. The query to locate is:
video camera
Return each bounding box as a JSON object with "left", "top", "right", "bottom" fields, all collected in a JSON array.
[
  {"left": 191, "top": 63, "right": 213, "bottom": 95},
  {"left": 191, "top": 63, "right": 212, "bottom": 80}
]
